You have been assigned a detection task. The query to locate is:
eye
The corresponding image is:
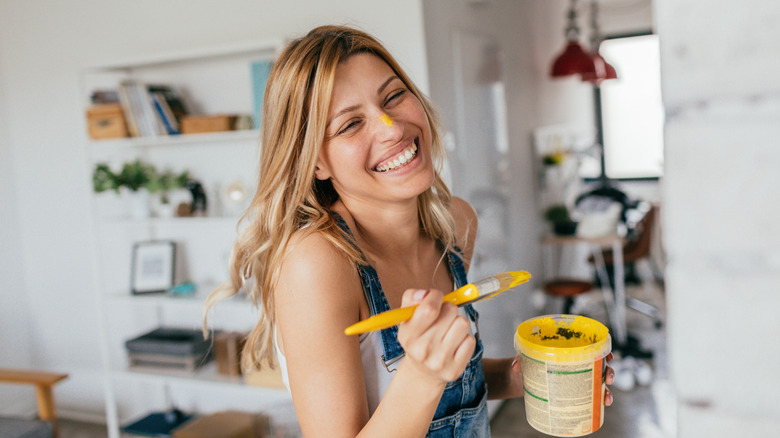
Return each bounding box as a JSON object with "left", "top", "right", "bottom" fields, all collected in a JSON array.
[
  {"left": 385, "top": 89, "right": 406, "bottom": 107},
  {"left": 337, "top": 119, "right": 362, "bottom": 135}
]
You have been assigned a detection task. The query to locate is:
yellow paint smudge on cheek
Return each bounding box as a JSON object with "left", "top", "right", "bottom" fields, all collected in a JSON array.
[{"left": 380, "top": 113, "right": 393, "bottom": 127}]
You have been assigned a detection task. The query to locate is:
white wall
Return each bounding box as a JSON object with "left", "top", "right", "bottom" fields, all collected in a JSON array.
[
  {"left": 0, "top": 30, "right": 35, "bottom": 414},
  {"left": 656, "top": 0, "right": 780, "bottom": 435},
  {"left": 422, "top": 0, "right": 544, "bottom": 359},
  {"left": 0, "top": 0, "right": 428, "bottom": 419}
]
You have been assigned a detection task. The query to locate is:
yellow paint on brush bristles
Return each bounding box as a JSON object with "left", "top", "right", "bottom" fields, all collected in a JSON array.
[{"left": 380, "top": 113, "right": 393, "bottom": 127}]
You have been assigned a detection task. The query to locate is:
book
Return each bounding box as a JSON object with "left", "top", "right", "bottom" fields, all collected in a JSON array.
[
  {"left": 147, "top": 85, "right": 188, "bottom": 127},
  {"left": 151, "top": 92, "right": 180, "bottom": 135},
  {"left": 117, "top": 82, "right": 140, "bottom": 137}
]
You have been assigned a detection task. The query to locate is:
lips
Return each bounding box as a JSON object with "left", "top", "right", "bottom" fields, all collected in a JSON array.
[{"left": 373, "top": 140, "right": 419, "bottom": 172}]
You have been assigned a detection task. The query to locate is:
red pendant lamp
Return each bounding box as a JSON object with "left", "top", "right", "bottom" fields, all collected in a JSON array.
[
  {"left": 550, "top": 0, "right": 617, "bottom": 83},
  {"left": 550, "top": 0, "right": 597, "bottom": 78},
  {"left": 580, "top": 0, "right": 618, "bottom": 83}
]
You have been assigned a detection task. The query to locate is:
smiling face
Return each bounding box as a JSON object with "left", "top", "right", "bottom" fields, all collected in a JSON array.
[{"left": 315, "top": 53, "right": 435, "bottom": 208}]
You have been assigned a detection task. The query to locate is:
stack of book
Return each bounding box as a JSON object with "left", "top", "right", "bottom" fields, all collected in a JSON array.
[
  {"left": 117, "top": 81, "right": 188, "bottom": 137},
  {"left": 125, "top": 327, "right": 213, "bottom": 372}
]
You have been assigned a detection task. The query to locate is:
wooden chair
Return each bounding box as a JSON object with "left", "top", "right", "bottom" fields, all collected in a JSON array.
[
  {"left": 589, "top": 203, "right": 664, "bottom": 327},
  {"left": 0, "top": 368, "right": 68, "bottom": 438}
]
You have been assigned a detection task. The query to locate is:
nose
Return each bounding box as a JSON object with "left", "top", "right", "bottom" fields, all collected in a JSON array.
[{"left": 374, "top": 112, "right": 403, "bottom": 143}]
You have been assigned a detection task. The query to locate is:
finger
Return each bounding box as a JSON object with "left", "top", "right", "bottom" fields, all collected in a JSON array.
[
  {"left": 424, "top": 315, "right": 471, "bottom": 374},
  {"left": 605, "top": 365, "right": 615, "bottom": 385},
  {"left": 400, "top": 288, "right": 428, "bottom": 307},
  {"left": 448, "top": 333, "right": 476, "bottom": 380},
  {"left": 439, "top": 314, "right": 471, "bottom": 352},
  {"left": 606, "top": 352, "right": 614, "bottom": 362},
  {"left": 511, "top": 356, "right": 522, "bottom": 373},
  {"left": 604, "top": 388, "right": 613, "bottom": 406},
  {"left": 403, "top": 289, "right": 444, "bottom": 330}
]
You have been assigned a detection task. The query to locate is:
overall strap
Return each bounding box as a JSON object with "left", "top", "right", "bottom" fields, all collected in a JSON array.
[{"left": 447, "top": 248, "right": 480, "bottom": 326}]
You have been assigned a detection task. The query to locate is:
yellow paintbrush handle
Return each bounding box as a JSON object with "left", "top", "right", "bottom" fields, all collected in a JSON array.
[
  {"left": 344, "top": 284, "right": 477, "bottom": 335},
  {"left": 344, "top": 305, "right": 417, "bottom": 335}
]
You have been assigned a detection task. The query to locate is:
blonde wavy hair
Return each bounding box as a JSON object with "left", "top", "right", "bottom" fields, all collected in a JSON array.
[{"left": 204, "top": 25, "right": 457, "bottom": 371}]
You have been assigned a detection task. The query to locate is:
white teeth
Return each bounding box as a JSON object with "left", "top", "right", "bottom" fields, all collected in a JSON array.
[{"left": 375, "top": 142, "right": 418, "bottom": 172}]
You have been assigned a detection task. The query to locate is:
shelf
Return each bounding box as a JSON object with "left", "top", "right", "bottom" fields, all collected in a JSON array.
[
  {"left": 97, "top": 215, "right": 242, "bottom": 226},
  {"left": 89, "top": 129, "right": 260, "bottom": 150},
  {"left": 106, "top": 288, "right": 253, "bottom": 308},
  {"left": 111, "top": 362, "right": 287, "bottom": 395}
]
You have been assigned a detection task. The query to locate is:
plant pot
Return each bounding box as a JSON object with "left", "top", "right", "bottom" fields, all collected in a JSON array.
[
  {"left": 128, "top": 188, "right": 151, "bottom": 219},
  {"left": 553, "top": 221, "right": 578, "bottom": 236}
]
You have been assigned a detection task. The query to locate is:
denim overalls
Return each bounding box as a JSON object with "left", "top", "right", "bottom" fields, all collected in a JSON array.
[{"left": 334, "top": 213, "right": 490, "bottom": 437}]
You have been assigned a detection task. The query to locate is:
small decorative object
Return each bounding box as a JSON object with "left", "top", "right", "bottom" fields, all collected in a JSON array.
[
  {"left": 186, "top": 180, "right": 208, "bottom": 216},
  {"left": 221, "top": 180, "right": 248, "bottom": 217},
  {"left": 176, "top": 202, "right": 193, "bottom": 217},
  {"left": 131, "top": 240, "right": 176, "bottom": 294},
  {"left": 233, "top": 114, "right": 253, "bottom": 131},
  {"left": 168, "top": 281, "right": 197, "bottom": 297},
  {"left": 214, "top": 331, "right": 247, "bottom": 376}
]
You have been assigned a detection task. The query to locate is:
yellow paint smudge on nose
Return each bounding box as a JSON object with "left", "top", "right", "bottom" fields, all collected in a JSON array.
[{"left": 380, "top": 113, "right": 394, "bottom": 127}]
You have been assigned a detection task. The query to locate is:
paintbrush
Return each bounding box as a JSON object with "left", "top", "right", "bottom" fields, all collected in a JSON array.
[{"left": 344, "top": 270, "right": 531, "bottom": 335}]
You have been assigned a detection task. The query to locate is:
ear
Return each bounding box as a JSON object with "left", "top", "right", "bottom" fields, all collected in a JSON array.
[{"left": 314, "top": 160, "right": 331, "bottom": 181}]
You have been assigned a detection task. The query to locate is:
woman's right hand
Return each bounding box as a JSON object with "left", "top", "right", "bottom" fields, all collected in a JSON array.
[{"left": 396, "top": 288, "right": 476, "bottom": 384}]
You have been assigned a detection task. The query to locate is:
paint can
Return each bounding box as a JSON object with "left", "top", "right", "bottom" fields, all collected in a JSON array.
[{"left": 515, "top": 314, "right": 611, "bottom": 436}]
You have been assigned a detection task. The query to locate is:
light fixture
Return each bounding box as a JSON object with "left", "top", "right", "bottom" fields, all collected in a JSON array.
[
  {"left": 550, "top": 0, "right": 597, "bottom": 78},
  {"left": 581, "top": 52, "right": 617, "bottom": 83},
  {"left": 550, "top": 0, "right": 617, "bottom": 83},
  {"left": 581, "top": 0, "right": 618, "bottom": 83}
]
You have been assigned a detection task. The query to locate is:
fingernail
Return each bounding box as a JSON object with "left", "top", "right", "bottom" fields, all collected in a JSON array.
[{"left": 413, "top": 289, "right": 429, "bottom": 301}]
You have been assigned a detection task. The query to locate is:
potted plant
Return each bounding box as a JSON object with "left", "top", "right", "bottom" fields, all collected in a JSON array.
[
  {"left": 93, "top": 159, "right": 188, "bottom": 218},
  {"left": 544, "top": 204, "right": 578, "bottom": 236},
  {"left": 146, "top": 169, "right": 191, "bottom": 217}
]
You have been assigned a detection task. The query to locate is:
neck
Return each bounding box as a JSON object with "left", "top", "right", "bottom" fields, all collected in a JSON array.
[{"left": 333, "top": 198, "right": 431, "bottom": 263}]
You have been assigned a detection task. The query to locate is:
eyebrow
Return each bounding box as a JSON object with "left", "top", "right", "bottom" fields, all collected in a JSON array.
[
  {"left": 327, "top": 75, "right": 400, "bottom": 127},
  {"left": 377, "top": 75, "right": 399, "bottom": 95}
]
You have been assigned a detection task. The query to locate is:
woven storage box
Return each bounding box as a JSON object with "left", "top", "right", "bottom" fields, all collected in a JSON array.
[{"left": 86, "top": 103, "right": 128, "bottom": 139}]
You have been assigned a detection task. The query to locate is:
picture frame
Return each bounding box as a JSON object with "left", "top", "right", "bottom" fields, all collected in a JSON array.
[{"left": 130, "top": 240, "right": 176, "bottom": 294}]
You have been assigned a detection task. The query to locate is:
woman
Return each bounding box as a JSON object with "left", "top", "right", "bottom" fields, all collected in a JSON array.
[{"left": 206, "top": 25, "right": 613, "bottom": 437}]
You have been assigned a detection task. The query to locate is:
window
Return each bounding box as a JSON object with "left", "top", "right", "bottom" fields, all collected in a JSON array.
[{"left": 590, "top": 33, "right": 664, "bottom": 180}]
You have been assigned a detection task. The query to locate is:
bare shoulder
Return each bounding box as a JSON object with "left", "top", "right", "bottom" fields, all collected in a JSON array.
[
  {"left": 450, "top": 196, "right": 478, "bottom": 270},
  {"left": 276, "top": 228, "right": 361, "bottom": 318}
]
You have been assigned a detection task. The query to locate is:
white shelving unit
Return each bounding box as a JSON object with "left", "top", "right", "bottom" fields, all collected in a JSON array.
[{"left": 82, "top": 38, "right": 298, "bottom": 437}]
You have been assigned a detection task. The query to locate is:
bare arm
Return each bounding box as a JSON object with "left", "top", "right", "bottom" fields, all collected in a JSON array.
[{"left": 276, "top": 232, "right": 475, "bottom": 437}]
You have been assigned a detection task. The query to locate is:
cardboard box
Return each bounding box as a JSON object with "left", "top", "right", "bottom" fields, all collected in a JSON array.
[
  {"left": 214, "top": 331, "right": 247, "bottom": 376},
  {"left": 180, "top": 115, "right": 236, "bottom": 134},
  {"left": 244, "top": 365, "right": 286, "bottom": 389},
  {"left": 86, "top": 103, "right": 128, "bottom": 139},
  {"left": 172, "top": 411, "right": 268, "bottom": 438}
]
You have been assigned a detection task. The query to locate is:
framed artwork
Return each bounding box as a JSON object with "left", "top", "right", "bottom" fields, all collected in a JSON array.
[{"left": 131, "top": 240, "right": 176, "bottom": 294}]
